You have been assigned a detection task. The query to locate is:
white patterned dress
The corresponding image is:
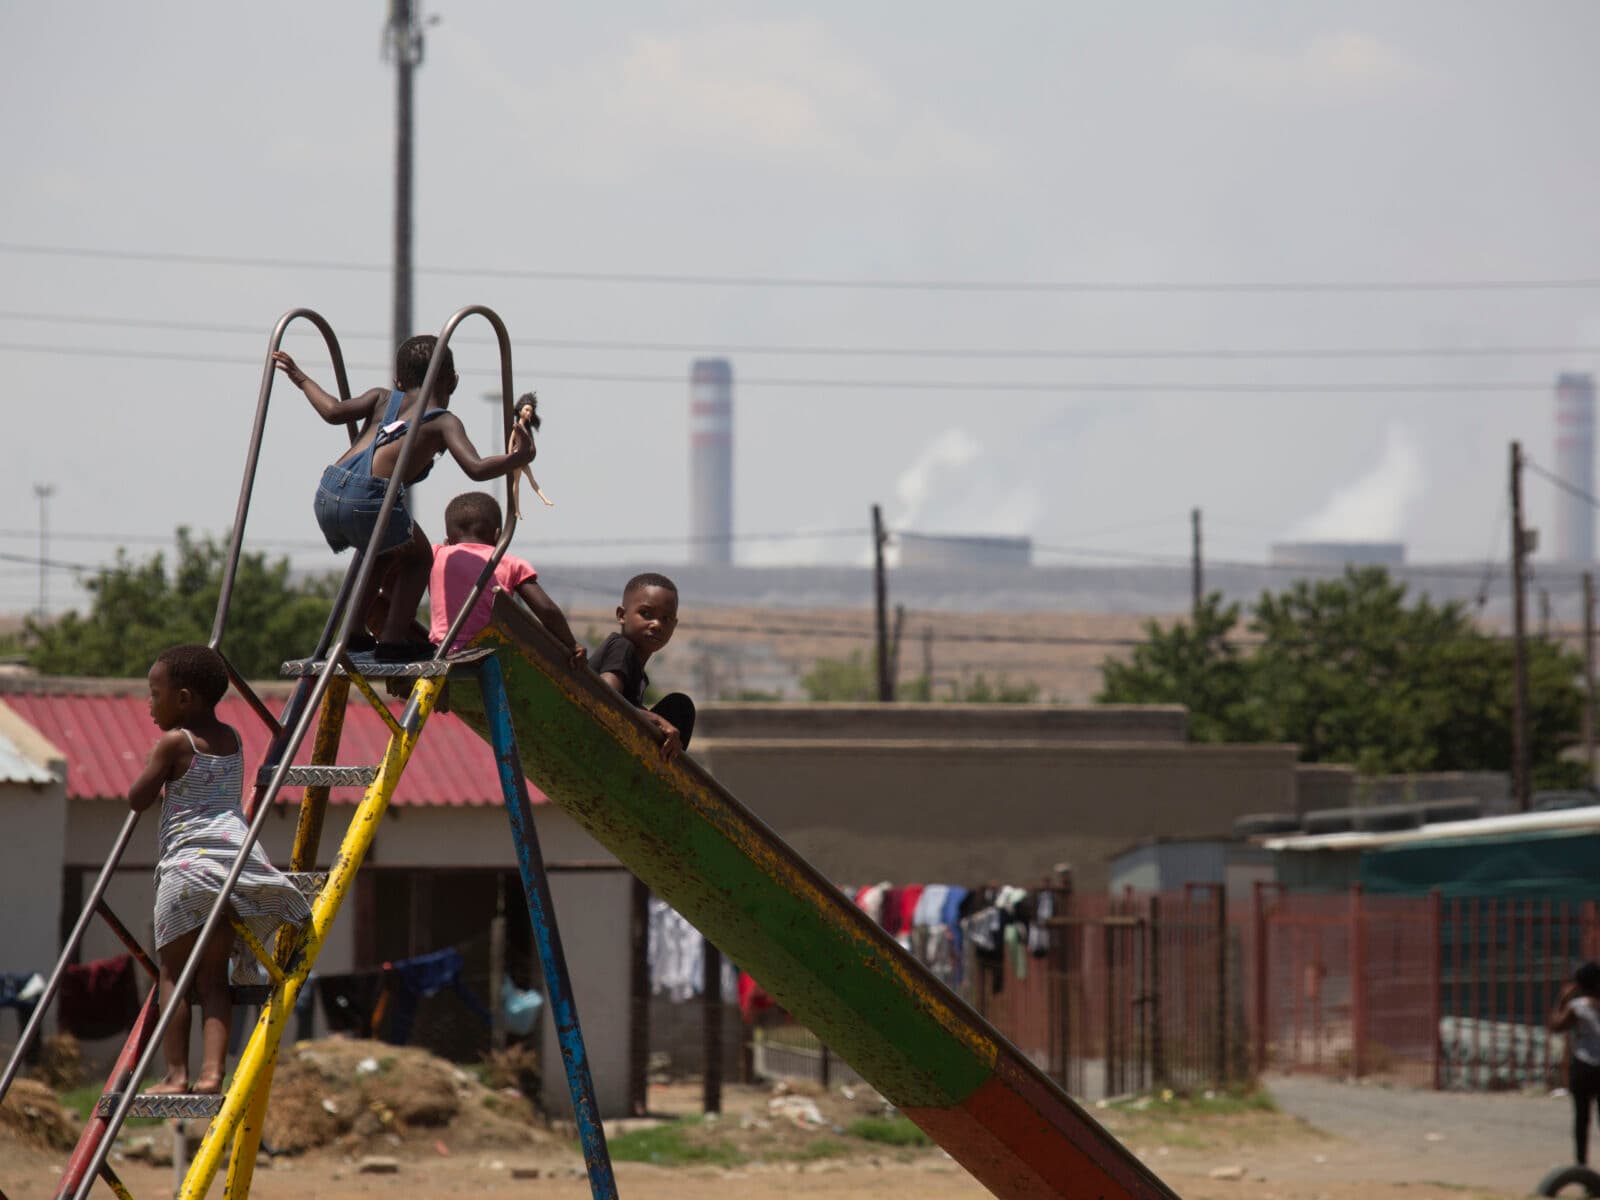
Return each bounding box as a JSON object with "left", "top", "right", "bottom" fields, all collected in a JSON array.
[{"left": 153, "top": 730, "right": 312, "bottom": 951}]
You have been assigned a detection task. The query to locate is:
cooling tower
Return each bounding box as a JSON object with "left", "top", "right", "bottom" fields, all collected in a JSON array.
[
  {"left": 1556, "top": 372, "right": 1595, "bottom": 563},
  {"left": 689, "top": 359, "right": 733, "bottom": 565}
]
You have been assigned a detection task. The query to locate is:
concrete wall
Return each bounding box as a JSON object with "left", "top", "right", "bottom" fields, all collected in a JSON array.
[
  {"left": 539, "top": 869, "right": 633, "bottom": 1118},
  {"left": 61, "top": 797, "right": 630, "bottom": 1094},
  {"left": 1292, "top": 765, "right": 1511, "bottom": 819},
  {"left": 696, "top": 702, "right": 1189, "bottom": 744},
  {"left": 1294, "top": 763, "right": 1357, "bottom": 818},
  {"left": 0, "top": 706, "right": 66, "bottom": 985},
  {"left": 696, "top": 733, "right": 1299, "bottom": 892},
  {"left": 1107, "top": 840, "right": 1276, "bottom": 893}
]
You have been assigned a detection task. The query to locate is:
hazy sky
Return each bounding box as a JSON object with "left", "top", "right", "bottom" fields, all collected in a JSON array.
[{"left": 4, "top": 2, "right": 1600, "bottom": 614}]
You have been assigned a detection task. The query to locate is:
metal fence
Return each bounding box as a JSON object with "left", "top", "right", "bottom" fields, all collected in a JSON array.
[
  {"left": 974, "top": 889, "right": 1243, "bottom": 1100},
  {"left": 745, "top": 886, "right": 1600, "bottom": 1101}
]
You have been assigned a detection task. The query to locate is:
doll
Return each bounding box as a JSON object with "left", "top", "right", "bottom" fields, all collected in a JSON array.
[{"left": 508, "top": 393, "right": 553, "bottom": 517}]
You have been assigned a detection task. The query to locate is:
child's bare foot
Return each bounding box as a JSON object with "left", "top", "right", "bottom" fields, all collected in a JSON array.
[
  {"left": 146, "top": 1072, "right": 190, "bottom": 1096},
  {"left": 190, "top": 1073, "right": 224, "bottom": 1096}
]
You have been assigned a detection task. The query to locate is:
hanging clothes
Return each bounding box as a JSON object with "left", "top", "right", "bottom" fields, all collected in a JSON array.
[
  {"left": 383, "top": 947, "right": 491, "bottom": 1046},
  {"left": 737, "top": 973, "right": 776, "bottom": 1023},
  {"left": 911, "top": 885, "right": 949, "bottom": 975},
  {"left": 1029, "top": 890, "right": 1056, "bottom": 958},
  {"left": 57, "top": 955, "right": 140, "bottom": 1041},
  {"left": 879, "top": 886, "right": 903, "bottom": 933},
  {"left": 648, "top": 898, "right": 703, "bottom": 1001},
  {"left": 854, "top": 882, "right": 890, "bottom": 926},
  {"left": 647, "top": 898, "right": 737, "bottom": 1000},
  {"left": 0, "top": 972, "right": 44, "bottom": 1040},
  {"left": 894, "top": 884, "right": 925, "bottom": 949},
  {"left": 937, "top": 885, "right": 970, "bottom": 984},
  {"left": 501, "top": 977, "right": 545, "bottom": 1037},
  {"left": 0, "top": 972, "right": 43, "bottom": 1011}
]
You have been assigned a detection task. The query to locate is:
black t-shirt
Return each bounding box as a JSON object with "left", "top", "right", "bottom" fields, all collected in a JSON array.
[{"left": 593, "top": 633, "right": 648, "bottom": 706}]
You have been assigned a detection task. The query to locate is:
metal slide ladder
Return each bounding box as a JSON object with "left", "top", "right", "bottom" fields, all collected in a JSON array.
[{"left": 0, "top": 307, "right": 617, "bottom": 1200}]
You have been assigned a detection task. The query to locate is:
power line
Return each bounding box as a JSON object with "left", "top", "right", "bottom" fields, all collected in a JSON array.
[
  {"left": 564, "top": 607, "right": 1574, "bottom": 652},
  {"left": 4, "top": 308, "right": 1599, "bottom": 363},
  {"left": 0, "top": 550, "right": 94, "bottom": 573},
  {"left": 9, "top": 240, "right": 1600, "bottom": 294},
  {"left": 1028, "top": 541, "right": 1516, "bottom": 583},
  {"left": 4, "top": 550, "right": 1573, "bottom": 652},
  {"left": 0, "top": 524, "right": 1537, "bottom": 588},
  {"left": 1526, "top": 457, "right": 1600, "bottom": 511},
  {"left": 0, "top": 527, "right": 870, "bottom": 553},
  {"left": 1474, "top": 489, "right": 1508, "bottom": 608},
  {"left": 0, "top": 340, "right": 1564, "bottom": 394}
]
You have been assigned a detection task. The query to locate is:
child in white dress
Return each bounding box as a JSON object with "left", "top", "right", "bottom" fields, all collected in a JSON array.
[{"left": 129, "top": 645, "right": 311, "bottom": 1095}]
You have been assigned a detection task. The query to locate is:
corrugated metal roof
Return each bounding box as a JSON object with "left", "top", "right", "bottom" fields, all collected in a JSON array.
[
  {"left": 1261, "top": 805, "right": 1600, "bottom": 853},
  {"left": 2, "top": 691, "right": 545, "bottom": 807},
  {"left": 0, "top": 728, "right": 58, "bottom": 786}
]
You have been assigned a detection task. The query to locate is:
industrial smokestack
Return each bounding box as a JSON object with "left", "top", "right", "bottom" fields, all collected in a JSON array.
[
  {"left": 689, "top": 359, "right": 733, "bottom": 565},
  {"left": 1556, "top": 372, "right": 1595, "bottom": 563}
]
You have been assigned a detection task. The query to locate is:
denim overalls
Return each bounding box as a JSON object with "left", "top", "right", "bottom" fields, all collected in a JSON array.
[{"left": 313, "top": 389, "right": 446, "bottom": 554}]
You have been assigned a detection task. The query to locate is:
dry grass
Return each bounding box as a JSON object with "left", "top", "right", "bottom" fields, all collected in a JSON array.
[
  {"left": 0, "top": 1078, "right": 79, "bottom": 1152},
  {"left": 569, "top": 605, "right": 1163, "bottom": 704}
]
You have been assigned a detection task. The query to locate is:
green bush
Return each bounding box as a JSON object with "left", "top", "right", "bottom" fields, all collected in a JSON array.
[{"left": 846, "top": 1115, "right": 932, "bottom": 1146}]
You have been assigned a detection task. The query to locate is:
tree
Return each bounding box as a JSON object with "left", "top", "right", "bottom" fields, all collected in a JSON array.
[
  {"left": 800, "top": 650, "right": 1043, "bottom": 703},
  {"left": 800, "top": 651, "right": 877, "bottom": 701},
  {"left": 1098, "top": 567, "right": 1585, "bottom": 780},
  {"left": 1098, "top": 594, "right": 1268, "bottom": 743},
  {"left": 26, "top": 529, "right": 339, "bottom": 679},
  {"left": 948, "top": 674, "right": 1041, "bottom": 703}
]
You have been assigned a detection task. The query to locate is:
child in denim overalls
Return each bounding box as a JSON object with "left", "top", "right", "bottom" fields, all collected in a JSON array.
[{"left": 274, "top": 335, "right": 535, "bottom": 661}]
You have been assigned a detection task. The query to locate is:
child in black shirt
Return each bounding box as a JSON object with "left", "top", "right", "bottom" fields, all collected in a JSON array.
[{"left": 593, "top": 573, "right": 695, "bottom": 761}]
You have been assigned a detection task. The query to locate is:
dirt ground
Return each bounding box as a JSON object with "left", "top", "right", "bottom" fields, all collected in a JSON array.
[{"left": 0, "top": 1060, "right": 1572, "bottom": 1199}]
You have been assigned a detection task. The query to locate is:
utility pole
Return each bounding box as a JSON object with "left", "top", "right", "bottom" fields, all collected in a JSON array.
[
  {"left": 1586, "top": 571, "right": 1596, "bottom": 785},
  {"left": 33, "top": 483, "right": 54, "bottom": 621},
  {"left": 386, "top": 0, "right": 425, "bottom": 353},
  {"left": 1191, "top": 507, "right": 1203, "bottom": 616},
  {"left": 872, "top": 505, "right": 892, "bottom": 702},
  {"left": 889, "top": 604, "right": 906, "bottom": 696},
  {"left": 1510, "top": 441, "right": 1532, "bottom": 811},
  {"left": 921, "top": 625, "right": 934, "bottom": 700},
  {"left": 1540, "top": 589, "right": 1551, "bottom": 638}
]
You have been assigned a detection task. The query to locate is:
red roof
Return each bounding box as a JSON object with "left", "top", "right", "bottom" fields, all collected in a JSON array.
[{"left": 0, "top": 691, "right": 546, "bottom": 808}]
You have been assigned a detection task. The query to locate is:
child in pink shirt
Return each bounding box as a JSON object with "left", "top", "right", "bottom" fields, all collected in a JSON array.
[{"left": 429, "top": 491, "right": 586, "bottom": 664}]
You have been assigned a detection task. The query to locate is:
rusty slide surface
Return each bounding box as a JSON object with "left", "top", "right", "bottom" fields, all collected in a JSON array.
[{"left": 448, "top": 596, "right": 1180, "bottom": 1200}]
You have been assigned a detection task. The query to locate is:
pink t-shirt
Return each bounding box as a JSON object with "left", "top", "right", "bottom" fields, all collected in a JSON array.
[{"left": 429, "top": 543, "right": 537, "bottom": 651}]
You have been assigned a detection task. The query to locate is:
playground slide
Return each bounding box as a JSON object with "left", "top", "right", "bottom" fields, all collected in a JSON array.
[{"left": 452, "top": 596, "right": 1180, "bottom": 1200}]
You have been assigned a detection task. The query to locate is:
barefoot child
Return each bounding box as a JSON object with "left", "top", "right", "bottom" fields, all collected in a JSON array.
[
  {"left": 128, "top": 645, "right": 311, "bottom": 1094},
  {"left": 593, "top": 573, "right": 696, "bottom": 761},
  {"left": 274, "top": 336, "right": 537, "bottom": 661},
  {"left": 429, "top": 490, "right": 586, "bottom": 666}
]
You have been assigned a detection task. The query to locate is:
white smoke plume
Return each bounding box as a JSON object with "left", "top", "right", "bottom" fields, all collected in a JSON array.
[
  {"left": 1290, "top": 423, "right": 1424, "bottom": 541},
  {"left": 893, "top": 427, "right": 984, "bottom": 529}
]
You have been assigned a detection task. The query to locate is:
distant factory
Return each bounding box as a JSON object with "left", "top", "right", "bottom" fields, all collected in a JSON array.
[
  {"left": 897, "top": 532, "right": 1033, "bottom": 570},
  {"left": 1555, "top": 371, "right": 1595, "bottom": 564},
  {"left": 688, "top": 358, "right": 734, "bottom": 566},
  {"left": 1269, "top": 541, "right": 1406, "bottom": 569}
]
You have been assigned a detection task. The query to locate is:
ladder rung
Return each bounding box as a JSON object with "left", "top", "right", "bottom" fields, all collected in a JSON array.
[
  {"left": 97, "top": 1092, "right": 225, "bottom": 1120},
  {"left": 278, "top": 647, "right": 492, "bottom": 679},
  {"left": 257, "top": 764, "right": 378, "bottom": 788},
  {"left": 285, "top": 871, "right": 326, "bottom": 899}
]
